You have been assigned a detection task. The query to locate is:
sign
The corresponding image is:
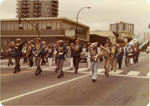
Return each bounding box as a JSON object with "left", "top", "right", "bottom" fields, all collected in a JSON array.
[{"left": 65, "top": 29, "right": 75, "bottom": 37}]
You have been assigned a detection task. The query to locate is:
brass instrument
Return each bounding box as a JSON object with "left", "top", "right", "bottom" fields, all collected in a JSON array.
[
  {"left": 100, "top": 45, "right": 111, "bottom": 58},
  {"left": 91, "top": 48, "right": 99, "bottom": 62},
  {"left": 57, "top": 46, "right": 64, "bottom": 56}
]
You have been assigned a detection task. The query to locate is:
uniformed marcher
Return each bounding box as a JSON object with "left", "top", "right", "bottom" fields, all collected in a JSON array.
[
  {"left": 33, "top": 38, "right": 44, "bottom": 75},
  {"left": 71, "top": 40, "right": 82, "bottom": 74},
  {"left": 27, "top": 41, "right": 34, "bottom": 67},
  {"left": 8, "top": 42, "right": 14, "bottom": 66},
  {"left": 14, "top": 38, "right": 25, "bottom": 73},
  {"left": 101, "top": 41, "right": 111, "bottom": 76},
  {"left": 90, "top": 42, "right": 99, "bottom": 82},
  {"left": 55, "top": 40, "right": 67, "bottom": 78},
  {"left": 22, "top": 43, "right": 28, "bottom": 64}
]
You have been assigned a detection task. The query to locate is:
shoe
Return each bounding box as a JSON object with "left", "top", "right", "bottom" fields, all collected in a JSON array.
[
  {"left": 35, "top": 73, "right": 39, "bottom": 75},
  {"left": 92, "top": 79, "right": 96, "bottom": 82},
  {"left": 74, "top": 71, "right": 78, "bottom": 74},
  {"left": 18, "top": 69, "right": 21, "bottom": 72},
  {"left": 57, "top": 75, "right": 61, "bottom": 78},
  {"left": 13, "top": 71, "right": 17, "bottom": 73}
]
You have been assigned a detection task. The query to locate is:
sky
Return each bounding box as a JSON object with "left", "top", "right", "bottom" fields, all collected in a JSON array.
[{"left": 0, "top": 0, "right": 150, "bottom": 34}]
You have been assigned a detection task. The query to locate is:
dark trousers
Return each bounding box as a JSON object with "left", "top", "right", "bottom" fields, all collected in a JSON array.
[
  {"left": 14, "top": 56, "right": 21, "bottom": 73},
  {"left": 125, "top": 56, "right": 129, "bottom": 67},
  {"left": 23, "top": 56, "right": 28, "bottom": 63},
  {"left": 41, "top": 55, "right": 46, "bottom": 66},
  {"left": 73, "top": 56, "right": 80, "bottom": 72},
  {"left": 56, "top": 59, "right": 64, "bottom": 76},
  {"left": 8, "top": 55, "right": 13, "bottom": 66},
  {"left": 28, "top": 53, "right": 34, "bottom": 67},
  {"left": 35, "top": 56, "right": 42, "bottom": 75},
  {"left": 118, "top": 57, "right": 123, "bottom": 69}
]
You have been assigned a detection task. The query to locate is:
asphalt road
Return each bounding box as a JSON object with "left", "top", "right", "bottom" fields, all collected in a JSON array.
[{"left": 0, "top": 52, "right": 149, "bottom": 106}]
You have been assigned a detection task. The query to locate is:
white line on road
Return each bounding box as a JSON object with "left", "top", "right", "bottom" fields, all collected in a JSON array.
[
  {"left": 126, "top": 71, "right": 140, "bottom": 76},
  {"left": 98, "top": 69, "right": 105, "bottom": 73},
  {"left": 110, "top": 70, "right": 124, "bottom": 75},
  {"left": 0, "top": 74, "right": 90, "bottom": 103},
  {"left": 147, "top": 72, "right": 150, "bottom": 77}
]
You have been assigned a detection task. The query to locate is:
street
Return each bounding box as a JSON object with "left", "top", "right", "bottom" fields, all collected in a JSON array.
[{"left": 0, "top": 52, "right": 149, "bottom": 106}]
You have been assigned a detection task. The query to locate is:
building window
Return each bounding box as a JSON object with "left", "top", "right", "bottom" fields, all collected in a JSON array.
[
  {"left": 51, "top": 22, "right": 56, "bottom": 30},
  {"left": 41, "top": 22, "right": 46, "bottom": 29}
]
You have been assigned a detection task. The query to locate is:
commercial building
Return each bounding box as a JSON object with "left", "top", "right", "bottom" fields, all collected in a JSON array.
[
  {"left": 1, "top": 17, "right": 89, "bottom": 52},
  {"left": 90, "top": 30, "right": 118, "bottom": 44},
  {"left": 16, "top": 0, "right": 59, "bottom": 18}
]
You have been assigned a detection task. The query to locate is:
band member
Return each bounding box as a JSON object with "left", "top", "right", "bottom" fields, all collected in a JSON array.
[
  {"left": 134, "top": 44, "right": 140, "bottom": 63},
  {"left": 117, "top": 45, "right": 124, "bottom": 69},
  {"left": 47, "top": 43, "right": 54, "bottom": 68},
  {"left": 86, "top": 42, "right": 91, "bottom": 70},
  {"left": 14, "top": 38, "right": 25, "bottom": 73},
  {"left": 98, "top": 44, "right": 103, "bottom": 62},
  {"left": 102, "top": 41, "right": 111, "bottom": 76},
  {"left": 33, "top": 38, "right": 44, "bottom": 75},
  {"left": 27, "top": 41, "right": 34, "bottom": 67},
  {"left": 22, "top": 43, "right": 28, "bottom": 64},
  {"left": 124, "top": 43, "right": 130, "bottom": 67},
  {"left": 68, "top": 43, "right": 74, "bottom": 69},
  {"left": 41, "top": 41, "right": 47, "bottom": 66},
  {"left": 129, "top": 45, "right": 135, "bottom": 65},
  {"left": 112, "top": 43, "right": 118, "bottom": 72},
  {"left": 55, "top": 40, "right": 67, "bottom": 78},
  {"left": 71, "top": 40, "right": 82, "bottom": 74},
  {"left": 8, "top": 42, "right": 14, "bottom": 66},
  {"left": 90, "top": 42, "right": 99, "bottom": 82}
]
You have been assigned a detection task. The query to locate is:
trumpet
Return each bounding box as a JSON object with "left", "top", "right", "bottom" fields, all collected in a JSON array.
[{"left": 92, "top": 54, "right": 99, "bottom": 62}]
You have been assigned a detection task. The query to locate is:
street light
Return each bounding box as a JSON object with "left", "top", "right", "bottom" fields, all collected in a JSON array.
[
  {"left": 18, "top": 17, "right": 40, "bottom": 38},
  {"left": 75, "top": 6, "right": 91, "bottom": 40}
]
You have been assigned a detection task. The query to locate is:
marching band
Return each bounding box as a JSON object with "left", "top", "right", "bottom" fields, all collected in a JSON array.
[{"left": 7, "top": 38, "right": 141, "bottom": 82}]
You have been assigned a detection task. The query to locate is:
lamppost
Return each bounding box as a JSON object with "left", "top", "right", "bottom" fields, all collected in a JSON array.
[
  {"left": 75, "top": 6, "right": 91, "bottom": 40},
  {"left": 18, "top": 17, "right": 40, "bottom": 38}
]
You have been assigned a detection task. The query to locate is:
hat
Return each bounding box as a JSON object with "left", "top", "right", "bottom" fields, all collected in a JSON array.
[
  {"left": 36, "top": 38, "right": 41, "bottom": 41},
  {"left": 58, "top": 40, "right": 64, "bottom": 43},
  {"left": 91, "top": 42, "right": 98, "bottom": 47},
  {"left": 16, "top": 38, "right": 21, "bottom": 41}
]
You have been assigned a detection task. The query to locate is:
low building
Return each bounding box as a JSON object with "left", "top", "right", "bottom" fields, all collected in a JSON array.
[
  {"left": 0, "top": 17, "right": 89, "bottom": 52},
  {"left": 90, "top": 30, "right": 118, "bottom": 44}
]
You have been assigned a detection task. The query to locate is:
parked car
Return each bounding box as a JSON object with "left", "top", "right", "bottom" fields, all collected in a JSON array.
[
  {"left": 80, "top": 52, "right": 87, "bottom": 63},
  {"left": 146, "top": 46, "right": 150, "bottom": 53}
]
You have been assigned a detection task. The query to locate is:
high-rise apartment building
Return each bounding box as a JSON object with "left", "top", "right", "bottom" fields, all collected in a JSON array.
[
  {"left": 16, "top": 0, "right": 59, "bottom": 18},
  {"left": 110, "top": 22, "right": 134, "bottom": 34}
]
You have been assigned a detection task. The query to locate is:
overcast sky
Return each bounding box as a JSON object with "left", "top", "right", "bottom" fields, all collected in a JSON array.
[{"left": 0, "top": 0, "right": 150, "bottom": 34}]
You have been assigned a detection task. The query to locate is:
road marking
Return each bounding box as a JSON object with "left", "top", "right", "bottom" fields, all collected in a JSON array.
[
  {"left": 78, "top": 68, "right": 88, "bottom": 72},
  {"left": 98, "top": 69, "right": 105, "bottom": 73},
  {"left": 126, "top": 71, "right": 140, "bottom": 76},
  {"left": 0, "top": 70, "right": 34, "bottom": 77},
  {"left": 147, "top": 72, "right": 150, "bottom": 77},
  {"left": 110, "top": 70, "right": 124, "bottom": 75},
  {"left": 1, "top": 74, "right": 90, "bottom": 103}
]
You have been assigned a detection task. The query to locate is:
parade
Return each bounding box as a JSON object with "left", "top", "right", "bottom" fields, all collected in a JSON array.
[{"left": 7, "top": 37, "right": 141, "bottom": 82}]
